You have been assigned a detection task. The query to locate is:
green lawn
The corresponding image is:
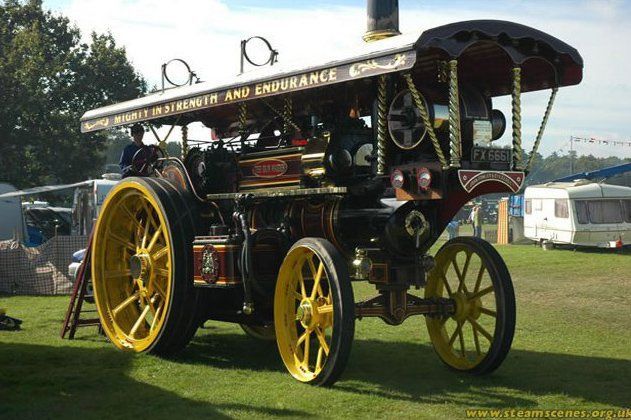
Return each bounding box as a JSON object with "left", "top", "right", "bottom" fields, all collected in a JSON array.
[{"left": 1, "top": 244, "right": 630, "bottom": 419}]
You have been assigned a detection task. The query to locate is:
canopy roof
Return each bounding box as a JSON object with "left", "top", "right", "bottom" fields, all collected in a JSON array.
[{"left": 80, "top": 20, "right": 583, "bottom": 133}]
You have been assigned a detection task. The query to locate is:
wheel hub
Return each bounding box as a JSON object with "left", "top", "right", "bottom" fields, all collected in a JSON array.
[
  {"left": 130, "top": 253, "right": 152, "bottom": 281},
  {"left": 451, "top": 292, "right": 482, "bottom": 322},
  {"left": 296, "top": 300, "right": 318, "bottom": 329}
]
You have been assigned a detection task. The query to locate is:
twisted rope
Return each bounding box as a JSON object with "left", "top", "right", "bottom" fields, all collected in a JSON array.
[
  {"left": 403, "top": 72, "right": 448, "bottom": 169},
  {"left": 526, "top": 88, "right": 558, "bottom": 172},
  {"left": 283, "top": 96, "right": 293, "bottom": 134},
  {"left": 181, "top": 125, "right": 188, "bottom": 159},
  {"left": 448, "top": 60, "right": 462, "bottom": 168},
  {"left": 376, "top": 75, "right": 388, "bottom": 175},
  {"left": 263, "top": 99, "right": 301, "bottom": 133},
  {"left": 512, "top": 67, "right": 523, "bottom": 170}
]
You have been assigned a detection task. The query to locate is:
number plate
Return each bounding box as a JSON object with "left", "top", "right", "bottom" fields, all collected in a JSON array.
[{"left": 471, "top": 147, "right": 512, "bottom": 163}]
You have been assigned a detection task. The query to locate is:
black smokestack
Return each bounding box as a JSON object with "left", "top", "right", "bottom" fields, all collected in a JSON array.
[{"left": 363, "top": 0, "right": 401, "bottom": 42}]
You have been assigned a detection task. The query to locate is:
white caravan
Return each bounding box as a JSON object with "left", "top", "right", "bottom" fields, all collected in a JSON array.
[
  {"left": 0, "top": 183, "right": 26, "bottom": 241},
  {"left": 524, "top": 180, "right": 631, "bottom": 248}
]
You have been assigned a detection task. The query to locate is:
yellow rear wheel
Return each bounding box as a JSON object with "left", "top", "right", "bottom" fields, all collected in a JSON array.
[
  {"left": 92, "top": 177, "right": 199, "bottom": 355},
  {"left": 425, "top": 237, "right": 515, "bottom": 374},
  {"left": 274, "top": 238, "right": 354, "bottom": 386}
]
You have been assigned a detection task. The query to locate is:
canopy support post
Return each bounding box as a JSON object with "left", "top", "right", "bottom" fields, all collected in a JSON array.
[
  {"left": 376, "top": 74, "right": 388, "bottom": 176},
  {"left": 511, "top": 67, "right": 523, "bottom": 171},
  {"left": 403, "top": 72, "right": 448, "bottom": 169},
  {"left": 283, "top": 96, "right": 293, "bottom": 136},
  {"left": 448, "top": 59, "right": 462, "bottom": 168},
  {"left": 181, "top": 125, "right": 189, "bottom": 159},
  {"left": 238, "top": 102, "right": 248, "bottom": 149},
  {"left": 526, "top": 87, "right": 558, "bottom": 172}
]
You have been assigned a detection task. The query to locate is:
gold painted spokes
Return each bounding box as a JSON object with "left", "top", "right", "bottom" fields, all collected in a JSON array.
[
  {"left": 278, "top": 249, "right": 333, "bottom": 381},
  {"left": 426, "top": 243, "right": 498, "bottom": 370},
  {"left": 92, "top": 183, "right": 172, "bottom": 352}
]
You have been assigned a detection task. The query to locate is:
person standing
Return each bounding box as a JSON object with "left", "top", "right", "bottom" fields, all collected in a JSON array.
[
  {"left": 119, "top": 124, "right": 144, "bottom": 177},
  {"left": 471, "top": 204, "right": 482, "bottom": 238},
  {"left": 446, "top": 219, "right": 459, "bottom": 240}
]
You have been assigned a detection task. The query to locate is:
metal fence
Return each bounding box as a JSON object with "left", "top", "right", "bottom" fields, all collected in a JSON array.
[{"left": 0, "top": 235, "right": 88, "bottom": 295}]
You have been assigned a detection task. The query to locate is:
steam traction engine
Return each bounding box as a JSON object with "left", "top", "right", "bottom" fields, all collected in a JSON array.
[{"left": 80, "top": 1, "right": 583, "bottom": 386}]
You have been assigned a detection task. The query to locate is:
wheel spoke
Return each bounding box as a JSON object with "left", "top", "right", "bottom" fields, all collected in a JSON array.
[
  {"left": 152, "top": 246, "right": 168, "bottom": 261},
  {"left": 480, "top": 307, "right": 497, "bottom": 317},
  {"left": 469, "top": 317, "right": 493, "bottom": 342},
  {"left": 453, "top": 258, "right": 464, "bottom": 292},
  {"left": 471, "top": 285, "right": 494, "bottom": 300},
  {"left": 147, "top": 228, "right": 163, "bottom": 252},
  {"left": 448, "top": 320, "right": 463, "bottom": 347},
  {"left": 150, "top": 303, "right": 164, "bottom": 332},
  {"left": 303, "top": 330, "right": 310, "bottom": 367},
  {"left": 458, "top": 323, "right": 466, "bottom": 357},
  {"left": 316, "top": 346, "right": 324, "bottom": 372},
  {"left": 155, "top": 268, "right": 169, "bottom": 278},
  {"left": 140, "top": 205, "right": 156, "bottom": 249},
  {"left": 439, "top": 273, "right": 453, "bottom": 296},
  {"left": 315, "top": 327, "right": 330, "bottom": 355},
  {"left": 295, "top": 330, "right": 308, "bottom": 347},
  {"left": 295, "top": 267, "right": 307, "bottom": 298},
  {"left": 310, "top": 262, "right": 325, "bottom": 300},
  {"left": 471, "top": 322, "right": 482, "bottom": 355},
  {"left": 473, "top": 264, "right": 486, "bottom": 293},
  {"left": 107, "top": 231, "right": 136, "bottom": 252},
  {"left": 121, "top": 204, "right": 143, "bottom": 233},
  {"left": 130, "top": 304, "right": 151, "bottom": 337},
  {"left": 152, "top": 278, "right": 167, "bottom": 299},
  {"left": 104, "top": 269, "right": 131, "bottom": 279},
  {"left": 456, "top": 252, "right": 472, "bottom": 293},
  {"left": 112, "top": 291, "right": 140, "bottom": 316},
  {"left": 293, "top": 291, "right": 303, "bottom": 301}
]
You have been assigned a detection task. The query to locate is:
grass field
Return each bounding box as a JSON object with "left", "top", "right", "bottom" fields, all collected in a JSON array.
[{"left": 1, "top": 243, "right": 630, "bottom": 419}]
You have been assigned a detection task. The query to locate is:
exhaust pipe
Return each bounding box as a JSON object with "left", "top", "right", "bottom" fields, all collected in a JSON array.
[{"left": 363, "top": 0, "right": 401, "bottom": 43}]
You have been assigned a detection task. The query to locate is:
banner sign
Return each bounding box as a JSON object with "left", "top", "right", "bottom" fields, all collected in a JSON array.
[{"left": 81, "top": 51, "right": 416, "bottom": 133}]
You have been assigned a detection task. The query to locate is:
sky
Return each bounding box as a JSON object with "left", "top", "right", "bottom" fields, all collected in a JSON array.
[{"left": 44, "top": 0, "right": 631, "bottom": 158}]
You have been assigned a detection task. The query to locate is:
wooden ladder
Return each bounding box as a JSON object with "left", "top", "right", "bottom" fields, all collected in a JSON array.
[{"left": 60, "top": 233, "right": 101, "bottom": 339}]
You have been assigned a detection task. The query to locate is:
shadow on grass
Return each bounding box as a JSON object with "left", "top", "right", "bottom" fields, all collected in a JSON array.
[
  {"left": 340, "top": 340, "right": 631, "bottom": 408},
  {"left": 0, "top": 342, "right": 308, "bottom": 419},
  {"left": 181, "top": 332, "right": 631, "bottom": 408}
]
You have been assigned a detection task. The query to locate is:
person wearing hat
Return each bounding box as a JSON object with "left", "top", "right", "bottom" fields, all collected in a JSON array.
[{"left": 119, "top": 124, "right": 145, "bottom": 177}]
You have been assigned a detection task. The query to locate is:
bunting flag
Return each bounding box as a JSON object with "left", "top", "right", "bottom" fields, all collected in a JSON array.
[{"left": 570, "top": 136, "right": 631, "bottom": 148}]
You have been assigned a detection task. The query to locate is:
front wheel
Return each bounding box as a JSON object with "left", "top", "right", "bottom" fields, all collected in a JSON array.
[
  {"left": 425, "top": 237, "right": 515, "bottom": 374},
  {"left": 274, "top": 238, "right": 355, "bottom": 386},
  {"left": 91, "top": 177, "right": 200, "bottom": 356}
]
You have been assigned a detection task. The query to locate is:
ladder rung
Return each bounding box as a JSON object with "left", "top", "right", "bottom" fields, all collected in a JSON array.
[{"left": 76, "top": 319, "right": 100, "bottom": 326}]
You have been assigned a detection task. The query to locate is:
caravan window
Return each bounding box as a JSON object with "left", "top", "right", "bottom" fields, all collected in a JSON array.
[
  {"left": 623, "top": 200, "right": 631, "bottom": 223},
  {"left": 533, "top": 199, "right": 542, "bottom": 211},
  {"left": 525, "top": 199, "right": 532, "bottom": 214},
  {"left": 554, "top": 199, "right": 569, "bottom": 218},
  {"left": 575, "top": 201, "right": 589, "bottom": 224},
  {"left": 586, "top": 200, "right": 623, "bottom": 224}
]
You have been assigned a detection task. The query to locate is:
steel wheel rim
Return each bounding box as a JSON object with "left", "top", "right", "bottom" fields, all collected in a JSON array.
[
  {"left": 275, "top": 246, "right": 334, "bottom": 382},
  {"left": 92, "top": 182, "right": 172, "bottom": 352},
  {"left": 425, "top": 243, "right": 498, "bottom": 370}
]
